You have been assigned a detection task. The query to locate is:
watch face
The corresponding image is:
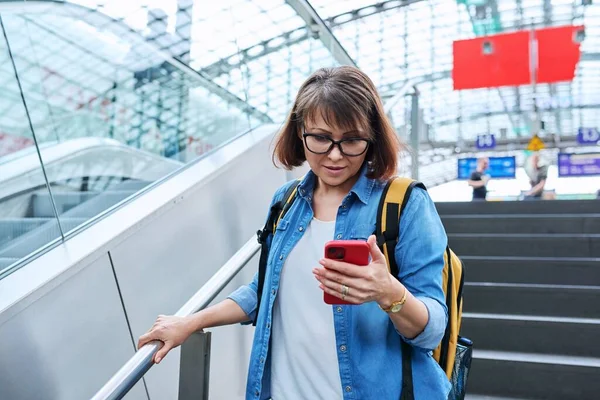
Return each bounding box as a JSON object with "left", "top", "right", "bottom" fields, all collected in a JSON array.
[{"left": 391, "top": 303, "right": 403, "bottom": 313}]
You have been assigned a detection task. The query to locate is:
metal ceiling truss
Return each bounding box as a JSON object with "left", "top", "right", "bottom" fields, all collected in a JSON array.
[
  {"left": 285, "top": 0, "right": 355, "bottom": 66},
  {"left": 201, "top": 0, "right": 427, "bottom": 79}
]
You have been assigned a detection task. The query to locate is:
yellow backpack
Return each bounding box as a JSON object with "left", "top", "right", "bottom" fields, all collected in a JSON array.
[
  {"left": 376, "top": 177, "right": 472, "bottom": 399},
  {"left": 256, "top": 177, "right": 472, "bottom": 398}
]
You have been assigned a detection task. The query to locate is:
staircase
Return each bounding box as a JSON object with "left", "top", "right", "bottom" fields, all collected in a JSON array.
[
  {"left": 0, "top": 179, "right": 150, "bottom": 274},
  {"left": 437, "top": 200, "right": 600, "bottom": 400}
]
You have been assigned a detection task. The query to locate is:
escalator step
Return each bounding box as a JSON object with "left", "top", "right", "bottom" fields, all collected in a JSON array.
[
  {"left": 0, "top": 218, "right": 55, "bottom": 248},
  {"left": 31, "top": 192, "right": 100, "bottom": 218},
  {"left": 0, "top": 217, "right": 87, "bottom": 258},
  {"left": 0, "top": 257, "right": 19, "bottom": 272}
]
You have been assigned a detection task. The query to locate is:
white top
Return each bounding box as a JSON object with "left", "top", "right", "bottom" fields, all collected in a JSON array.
[{"left": 271, "top": 218, "right": 343, "bottom": 400}]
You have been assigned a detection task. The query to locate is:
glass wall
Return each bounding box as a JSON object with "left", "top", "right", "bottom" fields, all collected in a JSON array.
[
  {"left": 0, "top": 15, "right": 62, "bottom": 279},
  {"left": 0, "top": 0, "right": 338, "bottom": 278}
]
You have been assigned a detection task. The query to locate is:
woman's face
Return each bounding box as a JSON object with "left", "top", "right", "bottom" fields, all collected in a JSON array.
[{"left": 301, "top": 111, "right": 370, "bottom": 189}]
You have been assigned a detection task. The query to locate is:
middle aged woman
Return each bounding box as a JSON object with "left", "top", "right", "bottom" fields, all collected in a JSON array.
[{"left": 138, "top": 66, "right": 450, "bottom": 400}]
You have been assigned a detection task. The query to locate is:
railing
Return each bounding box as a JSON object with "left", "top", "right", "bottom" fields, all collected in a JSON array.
[{"left": 90, "top": 237, "right": 261, "bottom": 400}]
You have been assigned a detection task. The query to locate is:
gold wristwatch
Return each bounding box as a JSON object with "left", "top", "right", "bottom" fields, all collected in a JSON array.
[{"left": 379, "top": 287, "right": 407, "bottom": 313}]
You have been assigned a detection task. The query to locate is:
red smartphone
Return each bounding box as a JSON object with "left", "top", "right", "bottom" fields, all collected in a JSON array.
[{"left": 323, "top": 240, "right": 370, "bottom": 305}]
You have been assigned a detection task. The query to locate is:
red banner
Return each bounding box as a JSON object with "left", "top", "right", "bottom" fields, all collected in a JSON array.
[
  {"left": 452, "top": 31, "right": 530, "bottom": 90},
  {"left": 536, "top": 25, "right": 582, "bottom": 84},
  {"left": 453, "top": 25, "right": 583, "bottom": 90}
]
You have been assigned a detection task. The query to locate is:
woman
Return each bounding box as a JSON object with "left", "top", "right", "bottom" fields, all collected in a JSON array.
[{"left": 138, "top": 66, "right": 451, "bottom": 399}]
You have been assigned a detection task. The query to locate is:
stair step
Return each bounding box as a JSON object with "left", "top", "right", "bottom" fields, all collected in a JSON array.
[
  {"left": 450, "top": 234, "right": 600, "bottom": 258},
  {"left": 466, "top": 396, "right": 528, "bottom": 400},
  {"left": 442, "top": 214, "right": 600, "bottom": 234},
  {"left": 469, "top": 350, "right": 600, "bottom": 399},
  {"left": 462, "top": 313, "right": 600, "bottom": 358},
  {"left": 463, "top": 283, "right": 600, "bottom": 318},
  {"left": 435, "top": 199, "right": 600, "bottom": 216},
  {"left": 461, "top": 256, "right": 600, "bottom": 286}
]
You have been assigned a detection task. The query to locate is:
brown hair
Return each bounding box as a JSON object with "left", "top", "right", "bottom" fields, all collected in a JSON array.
[{"left": 273, "top": 66, "right": 401, "bottom": 180}]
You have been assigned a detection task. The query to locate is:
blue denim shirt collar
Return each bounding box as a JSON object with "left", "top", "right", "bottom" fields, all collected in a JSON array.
[{"left": 297, "top": 163, "right": 375, "bottom": 205}]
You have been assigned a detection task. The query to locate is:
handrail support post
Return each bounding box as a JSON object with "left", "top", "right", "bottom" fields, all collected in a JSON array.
[{"left": 178, "top": 331, "right": 212, "bottom": 400}]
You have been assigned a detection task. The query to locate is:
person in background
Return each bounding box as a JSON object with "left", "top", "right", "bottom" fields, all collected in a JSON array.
[
  {"left": 524, "top": 152, "right": 548, "bottom": 200},
  {"left": 468, "top": 157, "right": 490, "bottom": 201}
]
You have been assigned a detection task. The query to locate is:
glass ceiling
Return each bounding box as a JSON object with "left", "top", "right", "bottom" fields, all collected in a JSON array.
[{"left": 1, "top": 0, "right": 598, "bottom": 145}]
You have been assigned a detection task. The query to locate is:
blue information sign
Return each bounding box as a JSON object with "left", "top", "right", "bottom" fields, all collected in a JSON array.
[
  {"left": 458, "top": 156, "right": 516, "bottom": 180},
  {"left": 577, "top": 128, "right": 600, "bottom": 145},
  {"left": 475, "top": 134, "right": 496, "bottom": 150},
  {"left": 558, "top": 153, "right": 600, "bottom": 177}
]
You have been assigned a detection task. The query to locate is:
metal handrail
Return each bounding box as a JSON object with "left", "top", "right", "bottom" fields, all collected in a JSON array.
[{"left": 90, "top": 237, "right": 261, "bottom": 400}]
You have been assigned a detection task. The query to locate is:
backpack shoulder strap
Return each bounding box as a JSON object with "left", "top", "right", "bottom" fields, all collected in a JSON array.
[
  {"left": 254, "top": 179, "right": 300, "bottom": 326},
  {"left": 376, "top": 177, "right": 426, "bottom": 400},
  {"left": 275, "top": 180, "right": 301, "bottom": 230},
  {"left": 376, "top": 177, "right": 426, "bottom": 279}
]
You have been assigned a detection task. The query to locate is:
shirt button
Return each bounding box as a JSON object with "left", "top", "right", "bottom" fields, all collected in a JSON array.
[
  {"left": 271, "top": 289, "right": 276, "bottom": 295},
  {"left": 340, "top": 345, "right": 347, "bottom": 352},
  {"left": 336, "top": 306, "right": 342, "bottom": 313},
  {"left": 255, "top": 390, "right": 259, "bottom": 396},
  {"left": 299, "top": 226, "right": 304, "bottom": 232},
  {"left": 260, "top": 357, "right": 264, "bottom": 364},
  {"left": 342, "top": 204, "right": 347, "bottom": 209},
  {"left": 345, "top": 386, "right": 352, "bottom": 392},
  {"left": 266, "top": 322, "right": 271, "bottom": 329},
  {"left": 336, "top": 234, "right": 342, "bottom": 239},
  {"left": 279, "top": 254, "right": 283, "bottom": 260}
]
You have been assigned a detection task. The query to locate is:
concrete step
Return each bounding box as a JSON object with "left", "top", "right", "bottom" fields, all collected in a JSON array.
[
  {"left": 461, "top": 256, "right": 600, "bottom": 286},
  {"left": 462, "top": 283, "right": 600, "bottom": 318},
  {"left": 462, "top": 313, "right": 600, "bottom": 358},
  {"left": 449, "top": 234, "right": 600, "bottom": 258},
  {"left": 468, "top": 350, "right": 600, "bottom": 399},
  {"left": 442, "top": 214, "right": 600, "bottom": 234},
  {"left": 465, "top": 396, "right": 529, "bottom": 400},
  {"left": 435, "top": 200, "right": 600, "bottom": 216}
]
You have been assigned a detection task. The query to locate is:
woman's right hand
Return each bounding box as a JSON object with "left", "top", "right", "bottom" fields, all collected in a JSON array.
[{"left": 137, "top": 315, "right": 197, "bottom": 364}]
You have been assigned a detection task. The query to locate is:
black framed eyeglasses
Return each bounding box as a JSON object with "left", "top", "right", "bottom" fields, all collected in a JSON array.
[{"left": 302, "top": 132, "right": 370, "bottom": 157}]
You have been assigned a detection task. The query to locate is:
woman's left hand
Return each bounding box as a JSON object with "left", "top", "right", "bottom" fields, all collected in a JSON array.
[{"left": 313, "top": 235, "right": 396, "bottom": 305}]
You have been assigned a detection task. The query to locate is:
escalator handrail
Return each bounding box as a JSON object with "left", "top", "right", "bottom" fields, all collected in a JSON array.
[{"left": 90, "top": 237, "right": 260, "bottom": 400}]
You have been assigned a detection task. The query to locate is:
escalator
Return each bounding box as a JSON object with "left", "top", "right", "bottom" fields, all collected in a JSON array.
[{"left": 0, "top": 137, "right": 182, "bottom": 274}]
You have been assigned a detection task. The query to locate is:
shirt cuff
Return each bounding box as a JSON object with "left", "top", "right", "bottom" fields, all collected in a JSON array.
[
  {"left": 399, "top": 296, "right": 447, "bottom": 351},
  {"left": 228, "top": 285, "right": 258, "bottom": 325}
]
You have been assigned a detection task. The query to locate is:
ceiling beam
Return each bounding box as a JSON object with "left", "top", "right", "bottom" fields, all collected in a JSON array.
[
  {"left": 201, "top": 0, "right": 427, "bottom": 78},
  {"left": 284, "top": 0, "right": 356, "bottom": 66}
]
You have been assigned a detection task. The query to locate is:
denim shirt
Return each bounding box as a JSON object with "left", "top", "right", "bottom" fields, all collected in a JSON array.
[{"left": 229, "top": 167, "right": 451, "bottom": 400}]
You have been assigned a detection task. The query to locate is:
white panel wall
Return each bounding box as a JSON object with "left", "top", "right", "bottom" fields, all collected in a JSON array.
[{"left": 0, "top": 254, "right": 147, "bottom": 400}]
